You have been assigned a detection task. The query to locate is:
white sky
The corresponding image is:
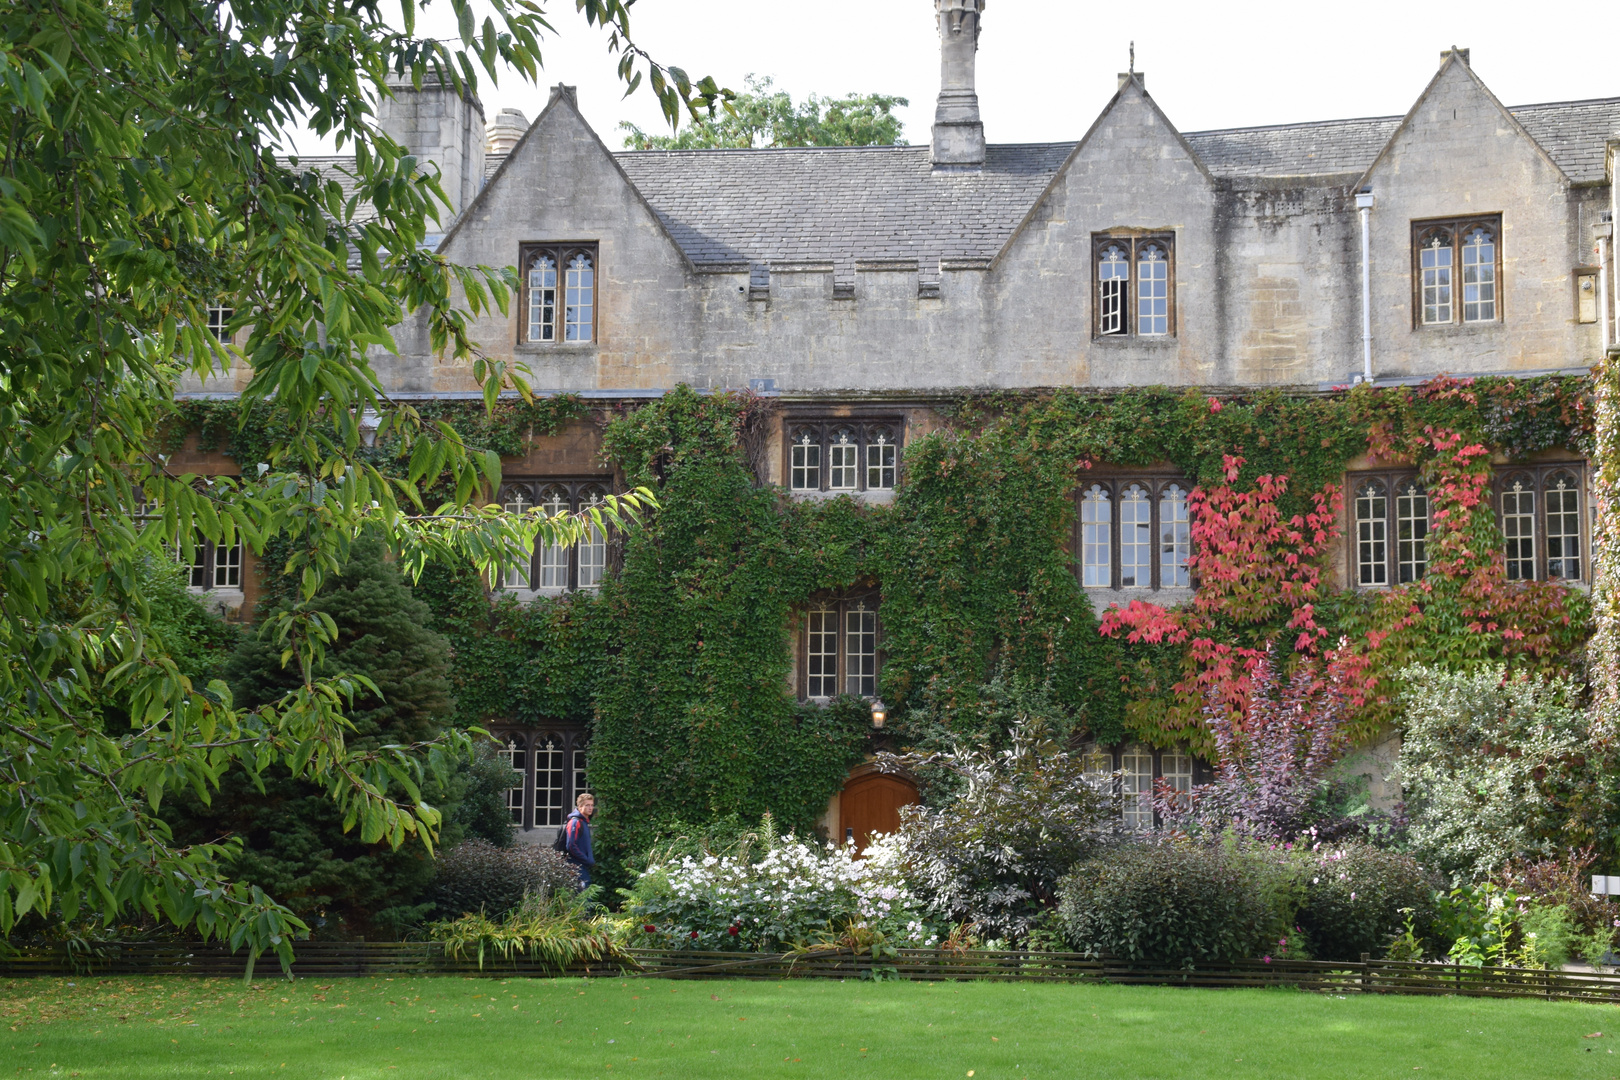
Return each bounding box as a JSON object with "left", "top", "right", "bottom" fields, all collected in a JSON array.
[{"left": 290, "top": 0, "right": 1618, "bottom": 155}]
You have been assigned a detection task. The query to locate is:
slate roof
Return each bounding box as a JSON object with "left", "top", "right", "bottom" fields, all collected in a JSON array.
[
  {"left": 473, "top": 95, "right": 1620, "bottom": 270},
  {"left": 1183, "top": 97, "right": 1620, "bottom": 181}
]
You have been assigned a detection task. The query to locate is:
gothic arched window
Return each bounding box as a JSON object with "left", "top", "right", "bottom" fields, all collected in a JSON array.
[
  {"left": 521, "top": 244, "right": 598, "bottom": 343},
  {"left": 1355, "top": 479, "right": 1389, "bottom": 586}
]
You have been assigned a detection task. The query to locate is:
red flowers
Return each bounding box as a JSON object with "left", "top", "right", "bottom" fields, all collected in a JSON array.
[
  {"left": 690, "top": 931, "right": 699, "bottom": 940},
  {"left": 643, "top": 925, "right": 657, "bottom": 934},
  {"left": 727, "top": 926, "right": 739, "bottom": 936}
]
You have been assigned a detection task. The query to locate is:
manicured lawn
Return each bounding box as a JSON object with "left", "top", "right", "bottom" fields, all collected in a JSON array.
[{"left": 4, "top": 972, "right": 1619, "bottom": 1078}]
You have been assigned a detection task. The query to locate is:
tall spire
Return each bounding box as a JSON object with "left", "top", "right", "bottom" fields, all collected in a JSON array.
[{"left": 931, "top": 0, "right": 986, "bottom": 169}]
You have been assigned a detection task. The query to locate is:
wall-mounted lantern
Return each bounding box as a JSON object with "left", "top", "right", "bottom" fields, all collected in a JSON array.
[{"left": 870, "top": 699, "right": 887, "bottom": 729}]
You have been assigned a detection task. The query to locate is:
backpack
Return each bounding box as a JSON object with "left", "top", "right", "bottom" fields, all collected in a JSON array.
[{"left": 552, "top": 817, "right": 571, "bottom": 854}]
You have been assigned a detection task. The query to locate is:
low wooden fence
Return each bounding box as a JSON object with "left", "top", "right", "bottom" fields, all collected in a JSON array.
[{"left": 7, "top": 942, "right": 1620, "bottom": 1004}]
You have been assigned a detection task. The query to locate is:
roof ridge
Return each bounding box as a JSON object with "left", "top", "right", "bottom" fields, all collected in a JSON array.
[
  {"left": 1184, "top": 97, "right": 1620, "bottom": 139},
  {"left": 1506, "top": 95, "right": 1620, "bottom": 111}
]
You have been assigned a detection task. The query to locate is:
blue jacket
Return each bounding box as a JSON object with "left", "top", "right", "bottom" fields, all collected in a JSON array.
[{"left": 564, "top": 810, "right": 594, "bottom": 876}]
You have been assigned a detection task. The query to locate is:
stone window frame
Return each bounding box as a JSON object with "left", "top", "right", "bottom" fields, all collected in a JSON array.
[
  {"left": 518, "top": 242, "right": 598, "bottom": 345},
  {"left": 1073, "top": 474, "right": 1193, "bottom": 591},
  {"left": 1348, "top": 471, "right": 1432, "bottom": 589},
  {"left": 1091, "top": 232, "right": 1177, "bottom": 340},
  {"left": 784, "top": 417, "right": 903, "bottom": 495},
  {"left": 1347, "top": 463, "right": 1587, "bottom": 589},
  {"left": 1410, "top": 215, "right": 1503, "bottom": 329},
  {"left": 491, "top": 726, "right": 589, "bottom": 836},
  {"left": 1493, "top": 464, "right": 1586, "bottom": 584},
  {"left": 796, "top": 591, "right": 883, "bottom": 703},
  {"left": 492, "top": 477, "right": 615, "bottom": 594},
  {"left": 1081, "top": 742, "right": 1209, "bottom": 830}
]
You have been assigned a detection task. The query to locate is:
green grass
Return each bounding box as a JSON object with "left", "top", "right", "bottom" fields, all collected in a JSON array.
[{"left": 5, "top": 973, "right": 1620, "bottom": 1078}]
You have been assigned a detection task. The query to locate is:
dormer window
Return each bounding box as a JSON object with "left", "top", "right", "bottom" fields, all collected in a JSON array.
[
  {"left": 788, "top": 420, "right": 902, "bottom": 495},
  {"left": 521, "top": 244, "right": 597, "bottom": 344},
  {"left": 1093, "top": 234, "right": 1176, "bottom": 339},
  {"left": 1413, "top": 217, "right": 1500, "bottom": 327}
]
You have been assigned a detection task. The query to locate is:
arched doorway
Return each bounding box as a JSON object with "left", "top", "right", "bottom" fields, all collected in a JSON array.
[{"left": 838, "top": 770, "right": 918, "bottom": 855}]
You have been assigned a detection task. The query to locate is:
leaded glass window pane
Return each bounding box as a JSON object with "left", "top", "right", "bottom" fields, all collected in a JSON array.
[
  {"left": 1121, "top": 745, "right": 1153, "bottom": 830},
  {"left": 829, "top": 428, "right": 858, "bottom": 490},
  {"left": 806, "top": 607, "right": 838, "bottom": 700},
  {"left": 501, "top": 739, "right": 525, "bottom": 824},
  {"left": 1137, "top": 244, "right": 1168, "bottom": 336},
  {"left": 578, "top": 486, "right": 608, "bottom": 589},
  {"left": 1159, "top": 483, "right": 1190, "bottom": 587},
  {"left": 1081, "top": 484, "right": 1111, "bottom": 587},
  {"left": 1396, "top": 481, "right": 1428, "bottom": 584},
  {"left": 1082, "top": 749, "right": 1114, "bottom": 794},
  {"left": 845, "top": 601, "right": 877, "bottom": 697},
  {"left": 1099, "top": 245, "right": 1128, "bottom": 336},
  {"left": 573, "top": 748, "right": 588, "bottom": 804},
  {"left": 528, "top": 255, "right": 556, "bottom": 342},
  {"left": 537, "top": 486, "right": 571, "bottom": 589},
  {"left": 564, "top": 252, "right": 593, "bottom": 342},
  {"left": 206, "top": 305, "right": 233, "bottom": 344},
  {"left": 1421, "top": 232, "right": 1453, "bottom": 325},
  {"left": 866, "top": 428, "right": 896, "bottom": 490},
  {"left": 1546, "top": 472, "right": 1580, "bottom": 580},
  {"left": 791, "top": 431, "right": 820, "bottom": 491},
  {"left": 1503, "top": 478, "right": 1536, "bottom": 581},
  {"left": 1461, "top": 227, "right": 1496, "bottom": 323},
  {"left": 213, "top": 541, "right": 241, "bottom": 588},
  {"left": 534, "top": 738, "right": 565, "bottom": 828},
  {"left": 1356, "top": 480, "right": 1388, "bottom": 586},
  {"left": 498, "top": 492, "right": 533, "bottom": 589},
  {"left": 1161, "top": 751, "right": 1193, "bottom": 812},
  {"left": 1120, "top": 483, "right": 1151, "bottom": 588}
]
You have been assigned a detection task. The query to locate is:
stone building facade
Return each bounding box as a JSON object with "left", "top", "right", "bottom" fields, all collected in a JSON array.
[{"left": 186, "top": 1, "right": 1620, "bottom": 840}]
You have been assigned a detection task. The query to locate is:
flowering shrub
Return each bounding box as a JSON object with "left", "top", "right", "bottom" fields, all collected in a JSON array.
[
  {"left": 618, "top": 830, "right": 937, "bottom": 952},
  {"left": 1294, "top": 841, "right": 1437, "bottom": 962},
  {"left": 877, "top": 716, "right": 1114, "bottom": 940},
  {"left": 1398, "top": 665, "right": 1604, "bottom": 880}
]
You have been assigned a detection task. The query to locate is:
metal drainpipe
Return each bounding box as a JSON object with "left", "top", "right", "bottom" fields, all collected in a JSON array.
[
  {"left": 1598, "top": 224, "right": 1613, "bottom": 355},
  {"left": 1356, "top": 190, "right": 1375, "bottom": 383}
]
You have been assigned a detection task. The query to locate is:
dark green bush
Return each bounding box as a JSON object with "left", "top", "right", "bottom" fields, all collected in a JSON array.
[
  {"left": 1296, "top": 843, "right": 1438, "bottom": 961},
  {"left": 431, "top": 839, "right": 581, "bottom": 918},
  {"left": 1057, "top": 842, "right": 1274, "bottom": 968}
]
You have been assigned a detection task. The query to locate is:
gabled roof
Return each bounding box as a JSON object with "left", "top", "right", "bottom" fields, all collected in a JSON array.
[{"left": 282, "top": 88, "right": 1616, "bottom": 274}]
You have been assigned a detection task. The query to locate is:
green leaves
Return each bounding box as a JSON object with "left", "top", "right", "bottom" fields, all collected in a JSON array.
[{"left": 0, "top": 0, "right": 695, "bottom": 962}]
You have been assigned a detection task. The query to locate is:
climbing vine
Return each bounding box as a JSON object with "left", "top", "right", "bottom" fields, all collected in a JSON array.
[{"left": 164, "top": 374, "right": 1597, "bottom": 865}]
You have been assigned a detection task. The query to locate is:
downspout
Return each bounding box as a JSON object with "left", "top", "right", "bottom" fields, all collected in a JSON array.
[
  {"left": 1598, "top": 219, "right": 1613, "bottom": 355},
  {"left": 1611, "top": 140, "right": 1619, "bottom": 350},
  {"left": 1356, "top": 190, "right": 1375, "bottom": 383}
]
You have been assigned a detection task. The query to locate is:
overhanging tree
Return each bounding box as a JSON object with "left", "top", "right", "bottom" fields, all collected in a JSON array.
[
  {"left": 0, "top": 0, "right": 703, "bottom": 967},
  {"left": 621, "top": 74, "right": 906, "bottom": 149}
]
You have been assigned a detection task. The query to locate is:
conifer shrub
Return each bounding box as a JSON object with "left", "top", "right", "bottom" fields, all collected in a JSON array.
[
  {"left": 431, "top": 839, "right": 581, "bottom": 918},
  {"left": 1057, "top": 842, "right": 1274, "bottom": 968}
]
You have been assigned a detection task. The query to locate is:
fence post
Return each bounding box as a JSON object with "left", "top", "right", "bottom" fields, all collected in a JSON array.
[{"left": 1361, "top": 953, "right": 1371, "bottom": 994}]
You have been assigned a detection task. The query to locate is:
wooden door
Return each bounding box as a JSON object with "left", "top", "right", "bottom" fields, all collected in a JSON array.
[{"left": 839, "top": 772, "right": 918, "bottom": 855}]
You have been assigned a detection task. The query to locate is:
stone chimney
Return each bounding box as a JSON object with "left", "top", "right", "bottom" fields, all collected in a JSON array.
[
  {"left": 376, "top": 73, "right": 486, "bottom": 223},
  {"left": 487, "top": 108, "right": 529, "bottom": 155},
  {"left": 931, "top": 0, "right": 986, "bottom": 169}
]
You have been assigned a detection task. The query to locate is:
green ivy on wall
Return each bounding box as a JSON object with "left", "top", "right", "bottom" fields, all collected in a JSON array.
[{"left": 164, "top": 374, "right": 1597, "bottom": 873}]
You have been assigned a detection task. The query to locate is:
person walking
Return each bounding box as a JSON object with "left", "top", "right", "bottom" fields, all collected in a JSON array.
[{"left": 563, "top": 791, "right": 596, "bottom": 887}]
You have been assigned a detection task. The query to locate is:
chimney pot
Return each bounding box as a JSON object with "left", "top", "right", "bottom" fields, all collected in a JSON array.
[{"left": 487, "top": 108, "right": 529, "bottom": 155}]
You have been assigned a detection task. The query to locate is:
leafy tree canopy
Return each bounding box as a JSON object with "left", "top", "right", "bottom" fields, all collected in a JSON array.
[
  {"left": 0, "top": 0, "right": 686, "bottom": 968},
  {"left": 621, "top": 74, "right": 906, "bottom": 149}
]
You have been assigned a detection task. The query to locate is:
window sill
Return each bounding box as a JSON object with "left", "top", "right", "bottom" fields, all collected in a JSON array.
[
  {"left": 494, "top": 585, "right": 601, "bottom": 600},
  {"left": 514, "top": 342, "right": 598, "bottom": 355},
  {"left": 1084, "top": 585, "right": 1195, "bottom": 608},
  {"left": 1091, "top": 335, "right": 1178, "bottom": 347},
  {"left": 1412, "top": 321, "right": 1502, "bottom": 335},
  {"left": 788, "top": 488, "right": 896, "bottom": 505},
  {"left": 187, "top": 586, "right": 245, "bottom": 615}
]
